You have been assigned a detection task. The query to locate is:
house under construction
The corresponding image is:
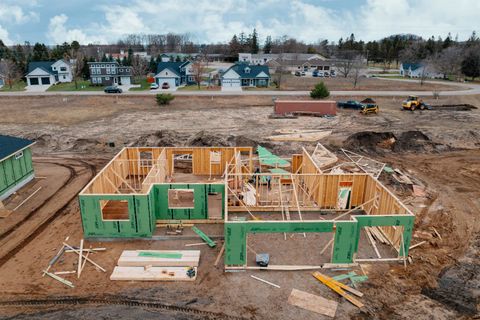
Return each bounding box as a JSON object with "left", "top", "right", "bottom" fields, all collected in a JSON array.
[{"left": 79, "top": 145, "right": 415, "bottom": 268}]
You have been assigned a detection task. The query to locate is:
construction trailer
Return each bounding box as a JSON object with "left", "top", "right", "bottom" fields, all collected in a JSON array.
[
  {"left": 79, "top": 145, "right": 414, "bottom": 268},
  {"left": 0, "top": 135, "right": 36, "bottom": 201}
]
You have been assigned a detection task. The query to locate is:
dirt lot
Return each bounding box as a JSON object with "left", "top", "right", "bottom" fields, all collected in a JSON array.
[
  {"left": 278, "top": 75, "right": 459, "bottom": 91},
  {"left": 0, "top": 93, "right": 479, "bottom": 319}
]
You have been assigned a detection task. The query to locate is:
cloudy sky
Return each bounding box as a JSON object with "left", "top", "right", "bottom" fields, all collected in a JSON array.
[{"left": 0, "top": 0, "right": 478, "bottom": 45}]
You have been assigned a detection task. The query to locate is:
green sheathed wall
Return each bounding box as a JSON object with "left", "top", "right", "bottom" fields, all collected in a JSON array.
[
  {"left": 79, "top": 194, "right": 154, "bottom": 238},
  {"left": 225, "top": 221, "right": 335, "bottom": 265},
  {"left": 0, "top": 148, "right": 34, "bottom": 199},
  {"left": 152, "top": 183, "right": 225, "bottom": 220},
  {"left": 79, "top": 183, "right": 225, "bottom": 238}
]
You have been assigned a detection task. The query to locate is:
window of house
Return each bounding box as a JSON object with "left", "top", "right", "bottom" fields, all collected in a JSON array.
[
  {"left": 60, "top": 67, "right": 67, "bottom": 71},
  {"left": 119, "top": 68, "right": 123, "bottom": 72},
  {"left": 96, "top": 68, "right": 100, "bottom": 74},
  {"left": 101, "top": 200, "right": 130, "bottom": 221},
  {"left": 106, "top": 68, "right": 111, "bottom": 74},
  {"left": 139, "top": 151, "right": 152, "bottom": 168},
  {"left": 92, "top": 77, "right": 97, "bottom": 84},
  {"left": 14, "top": 151, "right": 23, "bottom": 160},
  {"left": 168, "top": 189, "right": 195, "bottom": 208},
  {"left": 105, "top": 77, "right": 110, "bottom": 80},
  {"left": 210, "top": 151, "right": 221, "bottom": 164},
  {"left": 324, "top": 66, "right": 330, "bottom": 70},
  {"left": 63, "top": 76, "right": 66, "bottom": 79}
]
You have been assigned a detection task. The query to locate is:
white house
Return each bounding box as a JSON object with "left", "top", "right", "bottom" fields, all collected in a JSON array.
[
  {"left": 25, "top": 60, "right": 73, "bottom": 86},
  {"left": 400, "top": 62, "right": 442, "bottom": 79},
  {"left": 0, "top": 73, "right": 4, "bottom": 88}
]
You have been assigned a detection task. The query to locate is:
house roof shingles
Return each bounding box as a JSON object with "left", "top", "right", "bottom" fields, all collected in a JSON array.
[
  {"left": 156, "top": 61, "right": 190, "bottom": 77},
  {"left": 27, "top": 61, "right": 57, "bottom": 76},
  {"left": 224, "top": 63, "right": 270, "bottom": 79},
  {"left": 0, "top": 135, "right": 35, "bottom": 161}
]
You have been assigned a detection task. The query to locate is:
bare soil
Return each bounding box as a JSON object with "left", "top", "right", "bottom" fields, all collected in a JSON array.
[
  {"left": 0, "top": 93, "right": 479, "bottom": 319},
  {"left": 279, "top": 75, "right": 459, "bottom": 91}
]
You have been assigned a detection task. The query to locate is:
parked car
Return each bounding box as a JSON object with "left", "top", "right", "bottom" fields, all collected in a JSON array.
[
  {"left": 104, "top": 86, "right": 122, "bottom": 93},
  {"left": 162, "top": 82, "right": 170, "bottom": 89},
  {"left": 313, "top": 70, "right": 321, "bottom": 77},
  {"left": 337, "top": 100, "right": 364, "bottom": 109},
  {"left": 294, "top": 71, "right": 301, "bottom": 77},
  {"left": 150, "top": 83, "right": 159, "bottom": 90},
  {"left": 301, "top": 71, "right": 306, "bottom": 76},
  {"left": 330, "top": 70, "right": 337, "bottom": 77}
]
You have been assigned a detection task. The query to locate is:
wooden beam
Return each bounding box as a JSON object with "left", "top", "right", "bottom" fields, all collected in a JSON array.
[
  {"left": 333, "top": 198, "right": 375, "bottom": 221},
  {"left": 312, "top": 272, "right": 364, "bottom": 308},
  {"left": 320, "top": 237, "right": 334, "bottom": 255},
  {"left": 364, "top": 228, "right": 381, "bottom": 259},
  {"left": 63, "top": 242, "right": 106, "bottom": 272},
  {"left": 13, "top": 187, "right": 42, "bottom": 211},
  {"left": 214, "top": 243, "right": 225, "bottom": 267},
  {"left": 77, "top": 239, "right": 83, "bottom": 278},
  {"left": 110, "top": 169, "right": 137, "bottom": 193},
  {"left": 250, "top": 275, "right": 280, "bottom": 288}
]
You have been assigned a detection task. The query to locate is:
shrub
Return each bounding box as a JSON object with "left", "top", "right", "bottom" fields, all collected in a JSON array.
[
  {"left": 310, "top": 82, "right": 330, "bottom": 99},
  {"left": 156, "top": 93, "right": 175, "bottom": 105}
]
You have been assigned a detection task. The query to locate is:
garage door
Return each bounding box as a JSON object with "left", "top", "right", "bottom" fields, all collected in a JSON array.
[
  {"left": 158, "top": 78, "right": 176, "bottom": 89},
  {"left": 29, "top": 78, "right": 39, "bottom": 85},
  {"left": 120, "top": 77, "right": 131, "bottom": 85},
  {"left": 41, "top": 77, "right": 51, "bottom": 85},
  {"left": 222, "top": 79, "right": 240, "bottom": 87}
]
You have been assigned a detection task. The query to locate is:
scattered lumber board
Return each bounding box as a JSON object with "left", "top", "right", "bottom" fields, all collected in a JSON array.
[
  {"left": 250, "top": 275, "right": 280, "bottom": 288},
  {"left": 43, "top": 271, "right": 74, "bottom": 288},
  {"left": 312, "top": 272, "right": 364, "bottom": 308},
  {"left": 110, "top": 266, "right": 197, "bottom": 281},
  {"left": 192, "top": 226, "right": 216, "bottom": 247},
  {"left": 288, "top": 288, "right": 338, "bottom": 318},
  {"left": 118, "top": 250, "right": 200, "bottom": 267}
]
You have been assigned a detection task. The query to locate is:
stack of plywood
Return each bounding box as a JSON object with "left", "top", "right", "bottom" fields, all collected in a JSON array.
[{"left": 110, "top": 250, "right": 200, "bottom": 281}]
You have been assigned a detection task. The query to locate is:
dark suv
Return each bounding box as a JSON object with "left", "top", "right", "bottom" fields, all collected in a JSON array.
[{"left": 104, "top": 86, "right": 122, "bottom": 93}]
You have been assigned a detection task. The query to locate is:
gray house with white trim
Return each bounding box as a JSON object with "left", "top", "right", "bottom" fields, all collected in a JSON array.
[
  {"left": 25, "top": 60, "right": 72, "bottom": 86},
  {"left": 88, "top": 61, "right": 132, "bottom": 86}
]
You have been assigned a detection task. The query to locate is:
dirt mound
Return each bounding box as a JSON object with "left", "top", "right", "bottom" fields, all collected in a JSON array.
[
  {"left": 344, "top": 130, "right": 446, "bottom": 154},
  {"left": 187, "top": 131, "right": 231, "bottom": 147},
  {"left": 133, "top": 130, "right": 188, "bottom": 147},
  {"left": 432, "top": 104, "right": 477, "bottom": 111}
]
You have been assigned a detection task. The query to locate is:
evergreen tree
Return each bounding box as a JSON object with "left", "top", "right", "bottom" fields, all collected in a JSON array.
[
  {"left": 149, "top": 56, "right": 157, "bottom": 73},
  {"left": 229, "top": 34, "right": 241, "bottom": 56},
  {"left": 250, "top": 29, "right": 259, "bottom": 54},
  {"left": 442, "top": 33, "right": 452, "bottom": 49},
  {"left": 264, "top": 36, "right": 272, "bottom": 54},
  {"left": 461, "top": 50, "right": 480, "bottom": 80},
  {"left": 81, "top": 56, "right": 90, "bottom": 80},
  {"left": 32, "top": 43, "right": 50, "bottom": 60}
]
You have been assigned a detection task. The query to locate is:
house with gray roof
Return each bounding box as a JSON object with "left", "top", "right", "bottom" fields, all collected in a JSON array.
[
  {"left": 153, "top": 61, "right": 195, "bottom": 89},
  {"left": 25, "top": 60, "right": 72, "bottom": 86},
  {"left": 239, "top": 52, "right": 327, "bottom": 65},
  {"left": 221, "top": 63, "right": 270, "bottom": 90}
]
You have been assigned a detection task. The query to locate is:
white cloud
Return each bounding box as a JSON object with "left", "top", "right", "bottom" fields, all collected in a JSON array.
[
  {"left": 0, "top": 24, "right": 12, "bottom": 45},
  {"left": 34, "top": 0, "right": 480, "bottom": 45},
  {"left": 47, "top": 14, "right": 105, "bottom": 44},
  {"left": 0, "top": 3, "right": 38, "bottom": 24}
]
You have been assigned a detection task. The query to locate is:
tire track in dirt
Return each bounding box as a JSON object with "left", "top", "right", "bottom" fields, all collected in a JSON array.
[{"left": 0, "top": 157, "right": 96, "bottom": 267}]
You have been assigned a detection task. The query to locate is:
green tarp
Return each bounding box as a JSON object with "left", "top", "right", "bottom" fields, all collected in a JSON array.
[
  {"left": 257, "top": 146, "right": 290, "bottom": 168},
  {"left": 138, "top": 252, "right": 183, "bottom": 259}
]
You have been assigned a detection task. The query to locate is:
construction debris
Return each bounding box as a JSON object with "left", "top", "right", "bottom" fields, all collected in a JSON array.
[
  {"left": 288, "top": 288, "right": 338, "bottom": 318},
  {"left": 312, "top": 272, "right": 364, "bottom": 309},
  {"left": 43, "top": 271, "right": 75, "bottom": 288},
  {"left": 110, "top": 266, "right": 197, "bottom": 281},
  {"left": 192, "top": 226, "right": 216, "bottom": 247},
  {"left": 267, "top": 130, "right": 332, "bottom": 142},
  {"left": 250, "top": 275, "right": 280, "bottom": 288},
  {"left": 341, "top": 149, "right": 386, "bottom": 179},
  {"left": 118, "top": 250, "right": 200, "bottom": 267}
]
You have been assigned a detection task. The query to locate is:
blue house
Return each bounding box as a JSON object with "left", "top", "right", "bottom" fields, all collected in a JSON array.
[
  {"left": 154, "top": 61, "right": 195, "bottom": 89},
  {"left": 221, "top": 63, "right": 270, "bottom": 90}
]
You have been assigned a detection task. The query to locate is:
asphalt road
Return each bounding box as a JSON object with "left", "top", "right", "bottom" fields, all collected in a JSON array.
[{"left": 1, "top": 78, "right": 479, "bottom": 97}]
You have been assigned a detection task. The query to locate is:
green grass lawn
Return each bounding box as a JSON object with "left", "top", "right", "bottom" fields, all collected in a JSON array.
[
  {"left": 129, "top": 78, "right": 151, "bottom": 91},
  {"left": 46, "top": 80, "right": 104, "bottom": 91},
  {"left": 243, "top": 85, "right": 278, "bottom": 91},
  {"left": 0, "top": 80, "right": 26, "bottom": 92},
  {"left": 177, "top": 85, "right": 220, "bottom": 91}
]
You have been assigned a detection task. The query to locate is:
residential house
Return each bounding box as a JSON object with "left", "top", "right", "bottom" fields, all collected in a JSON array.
[
  {"left": 25, "top": 60, "right": 73, "bottom": 86},
  {"left": 267, "top": 58, "right": 335, "bottom": 76},
  {"left": 0, "top": 73, "right": 4, "bottom": 88},
  {"left": 160, "top": 53, "right": 198, "bottom": 62},
  {"left": 0, "top": 135, "right": 35, "bottom": 201},
  {"left": 221, "top": 63, "right": 270, "bottom": 90},
  {"left": 88, "top": 61, "right": 132, "bottom": 86},
  {"left": 154, "top": 61, "right": 195, "bottom": 88},
  {"left": 400, "top": 62, "right": 442, "bottom": 79},
  {"left": 239, "top": 52, "right": 327, "bottom": 65}
]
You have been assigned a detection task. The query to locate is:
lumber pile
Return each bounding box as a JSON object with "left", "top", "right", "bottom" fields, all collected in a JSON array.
[
  {"left": 312, "top": 271, "right": 364, "bottom": 309},
  {"left": 267, "top": 130, "right": 332, "bottom": 142},
  {"left": 118, "top": 250, "right": 200, "bottom": 267},
  {"left": 111, "top": 250, "right": 200, "bottom": 281}
]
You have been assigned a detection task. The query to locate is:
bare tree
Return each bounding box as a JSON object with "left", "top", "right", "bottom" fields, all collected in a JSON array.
[
  {"left": 335, "top": 50, "right": 358, "bottom": 78},
  {"left": 191, "top": 60, "right": 206, "bottom": 89},
  {"left": 432, "top": 46, "right": 463, "bottom": 80},
  {"left": 0, "top": 59, "right": 20, "bottom": 89},
  {"left": 130, "top": 55, "right": 148, "bottom": 84},
  {"left": 350, "top": 55, "right": 365, "bottom": 88},
  {"left": 66, "top": 50, "right": 85, "bottom": 89}
]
